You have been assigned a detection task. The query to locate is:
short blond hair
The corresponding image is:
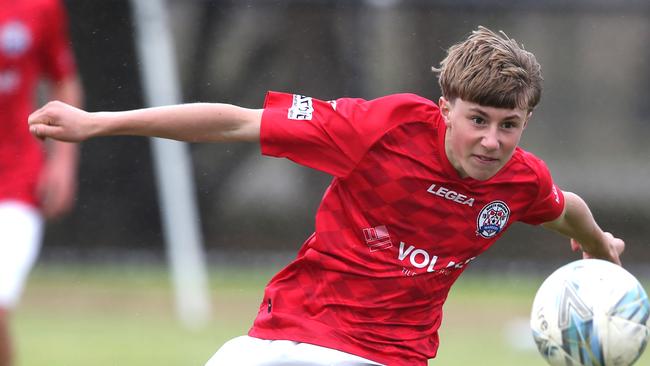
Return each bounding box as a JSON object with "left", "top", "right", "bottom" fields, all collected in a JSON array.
[{"left": 433, "top": 26, "right": 542, "bottom": 112}]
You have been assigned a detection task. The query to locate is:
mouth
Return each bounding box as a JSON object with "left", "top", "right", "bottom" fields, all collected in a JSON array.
[{"left": 472, "top": 154, "right": 500, "bottom": 165}]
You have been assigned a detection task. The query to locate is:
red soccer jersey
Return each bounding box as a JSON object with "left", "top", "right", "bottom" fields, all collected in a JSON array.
[
  {"left": 0, "top": 0, "right": 76, "bottom": 206},
  {"left": 251, "top": 92, "right": 565, "bottom": 365}
]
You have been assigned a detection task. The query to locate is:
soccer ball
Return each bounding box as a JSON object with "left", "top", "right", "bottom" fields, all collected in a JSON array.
[{"left": 530, "top": 259, "right": 650, "bottom": 366}]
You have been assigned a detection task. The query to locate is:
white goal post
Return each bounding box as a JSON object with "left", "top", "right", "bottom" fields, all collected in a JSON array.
[{"left": 130, "top": 0, "right": 212, "bottom": 329}]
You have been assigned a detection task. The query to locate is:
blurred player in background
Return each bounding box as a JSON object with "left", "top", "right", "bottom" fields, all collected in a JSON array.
[
  {"left": 0, "top": 0, "right": 82, "bottom": 365},
  {"left": 28, "top": 27, "right": 622, "bottom": 365}
]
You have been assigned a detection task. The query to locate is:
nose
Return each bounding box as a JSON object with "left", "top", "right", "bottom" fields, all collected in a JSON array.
[{"left": 480, "top": 127, "right": 500, "bottom": 151}]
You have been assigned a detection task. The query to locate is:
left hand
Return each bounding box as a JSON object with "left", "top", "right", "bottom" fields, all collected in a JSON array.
[{"left": 571, "top": 232, "right": 624, "bottom": 265}]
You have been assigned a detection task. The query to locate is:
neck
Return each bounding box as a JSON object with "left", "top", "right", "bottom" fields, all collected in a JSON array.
[{"left": 444, "top": 127, "right": 468, "bottom": 178}]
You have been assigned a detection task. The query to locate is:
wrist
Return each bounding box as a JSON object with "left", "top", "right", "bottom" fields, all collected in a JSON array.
[{"left": 92, "top": 112, "right": 113, "bottom": 137}]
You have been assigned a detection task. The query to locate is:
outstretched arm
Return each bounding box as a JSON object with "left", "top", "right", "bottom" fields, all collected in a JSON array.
[
  {"left": 542, "top": 191, "right": 624, "bottom": 265},
  {"left": 29, "top": 101, "right": 263, "bottom": 143}
]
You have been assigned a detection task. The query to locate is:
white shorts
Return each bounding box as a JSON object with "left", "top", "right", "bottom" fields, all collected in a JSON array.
[
  {"left": 0, "top": 201, "right": 43, "bottom": 308},
  {"left": 205, "top": 336, "right": 384, "bottom": 366}
]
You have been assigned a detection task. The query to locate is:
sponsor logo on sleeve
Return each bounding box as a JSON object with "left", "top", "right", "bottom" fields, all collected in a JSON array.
[
  {"left": 287, "top": 94, "right": 314, "bottom": 120},
  {"left": 476, "top": 200, "right": 510, "bottom": 238}
]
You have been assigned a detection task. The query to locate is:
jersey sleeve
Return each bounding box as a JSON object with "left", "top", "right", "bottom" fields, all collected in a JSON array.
[
  {"left": 519, "top": 156, "right": 565, "bottom": 225},
  {"left": 260, "top": 91, "right": 437, "bottom": 177},
  {"left": 38, "top": 0, "right": 77, "bottom": 81}
]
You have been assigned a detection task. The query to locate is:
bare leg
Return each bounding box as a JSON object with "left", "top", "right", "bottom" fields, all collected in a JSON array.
[{"left": 0, "top": 308, "right": 12, "bottom": 366}]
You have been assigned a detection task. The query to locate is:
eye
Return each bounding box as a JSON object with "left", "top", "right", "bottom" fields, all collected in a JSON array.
[
  {"left": 471, "top": 116, "right": 485, "bottom": 125},
  {"left": 501, "top": 121, "right": 518, "bottom": 129}
]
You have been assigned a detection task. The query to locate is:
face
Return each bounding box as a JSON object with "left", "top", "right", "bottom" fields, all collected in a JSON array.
[{"left": 440, "top": 97, "right": 530, "bottom": 181}]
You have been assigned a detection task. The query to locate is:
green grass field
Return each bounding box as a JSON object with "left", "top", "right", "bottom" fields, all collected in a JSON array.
[{"left": 14, "top": 263, "right": 650, "bottom": 366}]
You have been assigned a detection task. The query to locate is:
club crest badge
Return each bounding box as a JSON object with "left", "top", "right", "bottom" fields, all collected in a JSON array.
[{"left": 476, "top": 200, "right": 510, "bottom": 238}]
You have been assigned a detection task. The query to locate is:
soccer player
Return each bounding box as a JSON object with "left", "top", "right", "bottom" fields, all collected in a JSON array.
[
  {"left": 28, "top": 26, "right": 622, "bottom": 366},
  {"left": 0, "top": 1, "right": 82, "bottom": 365}
]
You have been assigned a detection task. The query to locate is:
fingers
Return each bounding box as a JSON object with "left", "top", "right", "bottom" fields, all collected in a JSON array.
[
  {"left": 29, "top": 124, "right": 43, "bottom": 139},
  {"left": 602, "top": 231, "right": 625, "bottom": 257},
  {"left": 28, "top": 103, "right": 58, "bottom": 139},
  {"left": 28, "top": 101, "right": 57, "bottom": 125},
  {"left": 570, "top": 238, "right": 581, "bottom": 252},
  {"left": 571, "top": 235, "right": 623, "bottom": 265},
  {"left": 28, "top": 101, "right": 82, "bottom": 142},
  {"left": 613, "top": 238, "right": 625, "bottom": 256},
  {"left": 585, "top": 233, "right": 624, "bottom": 265},
  {"left": 29, "top": 123, "right": 58, "bottom": 140}
]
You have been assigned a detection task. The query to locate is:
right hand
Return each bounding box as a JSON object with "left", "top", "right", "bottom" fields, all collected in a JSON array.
[{"left": 28, "top": 101, "right": 94, "bottom": 142}]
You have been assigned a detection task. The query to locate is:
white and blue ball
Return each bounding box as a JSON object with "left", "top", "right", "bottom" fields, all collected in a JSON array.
[{"left": 531, "top": 259, "right": 650, "bottom": 366}]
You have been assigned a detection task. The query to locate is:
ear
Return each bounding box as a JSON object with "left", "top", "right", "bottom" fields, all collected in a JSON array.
[{"left": 439, "top": 97, "right": 452, "bottom": 127}]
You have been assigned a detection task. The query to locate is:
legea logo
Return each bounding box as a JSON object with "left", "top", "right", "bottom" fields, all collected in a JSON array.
[{"left": 427, "top": 183, "right": 475, "bottom": 207}]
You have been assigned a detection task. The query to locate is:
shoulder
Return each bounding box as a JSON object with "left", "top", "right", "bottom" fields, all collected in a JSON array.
[
  {"left": 512, "top": 147, "right": 549, "bottom": 170},
  {"left": 264, "top": 91, "right": 440, "bottom": 125},
  {"left": 506, "top": 147, "right": 554, "bottom": 185},
  {"left": 364, "top": 93, "right": 438, "bottom": 114},
  {"left": 371, "top": 93, "right": 436, "bottom": 105},
  {"left": 337, "top": 93, "right": 440, "bottom": 125}
]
